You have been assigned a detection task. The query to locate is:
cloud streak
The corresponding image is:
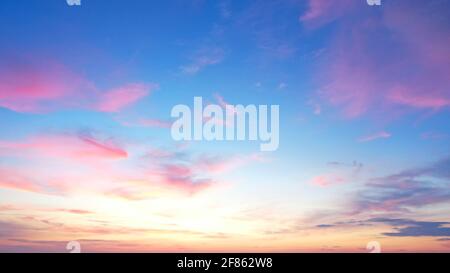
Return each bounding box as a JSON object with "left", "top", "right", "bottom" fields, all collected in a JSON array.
[
  {"left": 95, "top": 83, "right": 154, "bottom": 113},
  {"left": 358, "top": 131, "right": 391, "bottom": 142},
  {"left": 352, "top": 157, "right": 450, "bottom": 214},
  {"left": 0, "top": 133, "right": 128, "bottom": 161},
  {"left": 371, "top": 218, "right": 450, "bottom": 238},
  {"left": 305, "top": 0, "right": 450, "bottom": 119},
  {"left": 180, "top": 47, "right": 224, "bottom": 75},
  {"left": 0, "top": 56, "right": 155, "bottom": 113}
]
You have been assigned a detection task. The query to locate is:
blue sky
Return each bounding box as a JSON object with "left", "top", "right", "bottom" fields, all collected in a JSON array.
[{"left": 0, "top": 0, "right": 449, "bottom": 252}]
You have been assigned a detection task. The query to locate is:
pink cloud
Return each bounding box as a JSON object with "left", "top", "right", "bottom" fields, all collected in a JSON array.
[
  {"left": 300, "top": 0, "right": 357, "bottom": 29},
  {"left": 0, "top": 134, "right": 263, "bottom": 201},
  {"left": 52, "top": 209, "right": 93, "bottom": 215},
  {"left": 0, "top": 133, "right": 129, "bottom": 197},
  {"left": 0, "top": 133, "right": 128, "bottom": 161},
  {"left": 144, "top": 148, "right": 178, "bottom": 159},
  {"left": 77, "top": 135, "right": 128, "bottom": 159},
  {"left": 0, "top": 130, "right": 265, "bottom": 201},
  {"left": 0, "top": 168, "right": 44, "bottom": 194},
  {"left": 309, "top": 1, "right": 450, "bottom": 119},
  {"left": 308, "top": 100, "right": 322, "bottom": 115},
  {"left": 164, "top": 164, "right": 193, "bottom": 177},
  {"left": 107, "top": 171, "right": 213, "bottom": 200},
  {"left": 95, "top": 83, "right": 154, "bottom": 113},
  {"left": 0, "top": 57, "right": 155, "bottom": 113},
  {"left": 198, "top": 93, "right": 238, "bottom": 128},
  {"left": 138, "top": 118, "right": 172, "bottom": 128},
  {"left": 310, "top": 174, "right": 344, "bottom": 188},
  {"left": 358, "top": 131, "right": 391, "bottom": 143},
  {"left": 310, "top": 160, "right": 364, "bottom": 188},
  {"left": 387, "top": 86, "right": 450, "bottom": 110},
  {"left": 213, "top": 93, "right": 229, "bottom": 109},
  {"left": 0, "top": 60, "right": 92, "bottom": 113},
  {"left": 114, "top": 117, "right": 172, "bottom": 129},
  {"left": 194, "top": 153, "right": 267, "bottom": 174},
  {"left": 0, "top": 167, "right": 97, "bottom": 197},
  {"left": 106, "top": 152, "right": 266, "bottom": 200},
  {"left": 1, "top": 134, "right": 259, "bottom": 200},
  {"left": 159, "top": 175, "right": 212, "bottom": 196}
]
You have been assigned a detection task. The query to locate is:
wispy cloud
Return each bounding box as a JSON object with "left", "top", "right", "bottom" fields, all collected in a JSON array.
[
  {"left": 0, "top": 57, "right": 155, "bottom": 113},
  {"left": 315, "top": 218, "right": 450, "bottom": 239},
  {"left": 194, "top": 153, "right": 267, "bottom": 174},
  {"left": 0, "top": 132, "right": 131, "bottom": 197},
  {"left": 278, "top": 82, "right": 287, "bottom": 90},
  {"left": 0, "top": 133, "right": 128, "bottom": 161},
  {"left": 420, "top": 132, "right": 448, "bottom": 141},
  {"left": 310, "top": 174, "right": 344, "bottom": 188},
  {"left": 307, "top": 0, "right": 450, "bottom": 118},
  {"left": 310, "top": 160, "right": 363, "bottom": 188},
  {"left": 0, "top": 59, "right": 91, "bottom": 113},
  {"left": 370, "top": 218, "right": 450, "bottom": 237},
  {"left": 358, "top": 131, "right": 391, "bottom": 142},
  {"left": 95, "top": 83, "right": 155, "bottom": 113},
  {"left": 0, "top": 168, "right": 45, "bottom": 194},
  {"left": 138, "top": 119, "right": 172, "bottom": 128},
  {"left": 300, "top": 0, "right": 357, "bottom": 29},
  {"left": 107, "top": 151, "right": 267, "bottom": 200},
  {"left": 351, "top": 157, "right": 450, "bottom": 214},
  {"left": 180, "top": 47, "right": 224, "bottom": 75},
  {"left": 237, "top": 1, "right": 299, "bottom": 60}
]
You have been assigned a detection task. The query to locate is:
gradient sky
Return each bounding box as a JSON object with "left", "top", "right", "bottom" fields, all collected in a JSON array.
[{"left": 0, "top": 0, "right": 449, "bottom": 252}]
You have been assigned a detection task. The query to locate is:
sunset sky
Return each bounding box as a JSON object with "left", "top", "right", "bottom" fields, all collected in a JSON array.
[{"left": 0, "top": 0, "right": 449, "bottom": 252}]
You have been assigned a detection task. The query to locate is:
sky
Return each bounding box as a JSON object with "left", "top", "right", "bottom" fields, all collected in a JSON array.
[{"left": 0, "top": 0, "right": 449, "bottom": 252}]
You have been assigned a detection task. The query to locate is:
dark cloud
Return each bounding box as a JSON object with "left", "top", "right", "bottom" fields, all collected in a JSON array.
[
  {"left": 370, "top": 218, "right": 450, "bottom": 237},
  {"left": 353, "top": 157, "right": 450, "bottom": 213},
  {"left": 315, "top": 218, "right": 450, "bottom": 239},
  {"left": 0, "top": 221, "right": 31, "bottom": 238},
  {"left": 316, "top": 224, "right": 334, "bottom": 228}
]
